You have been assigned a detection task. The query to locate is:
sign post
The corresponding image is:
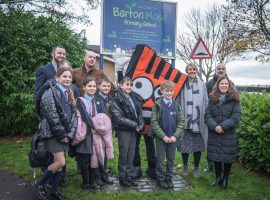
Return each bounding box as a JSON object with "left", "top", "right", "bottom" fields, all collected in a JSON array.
[{"left": 190, "top": 37, "right": 212, "bottom": 79}]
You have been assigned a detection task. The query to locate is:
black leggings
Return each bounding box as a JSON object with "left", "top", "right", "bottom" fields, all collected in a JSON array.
[
  {"left": 182, "top": 152, "right": 201, "bottom": 168},
  {"left": 214, "top": 162, "right": 232, "bottom": 179},
  {"left": 76, "top": 153, "right": 95, "bottom": 185}
]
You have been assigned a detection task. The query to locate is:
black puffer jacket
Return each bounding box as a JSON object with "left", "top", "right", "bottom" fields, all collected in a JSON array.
[
  {"left": 39, "top": 85, "right": 77, "bottom": 141},
  {"left": 205, "top": 96, "right": 241, "bottom": 163},
  {"left": 109, "top": 88, "right": 144, "bottom": 131}
]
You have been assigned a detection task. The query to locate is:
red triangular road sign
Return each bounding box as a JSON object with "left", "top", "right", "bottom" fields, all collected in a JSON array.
[{"left": 190, "top": 37, "right": 212, "bottom": 59}]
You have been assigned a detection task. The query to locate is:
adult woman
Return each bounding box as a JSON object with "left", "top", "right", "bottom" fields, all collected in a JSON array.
[
  {"left": 34, "top": 67, "right": 77, "bottom": 200},
  {"left": 205, "top": 76, "right": 241, "bottom": 189},
  {"left": 177, "top": 63, "right": 208, "bottom": 178}
]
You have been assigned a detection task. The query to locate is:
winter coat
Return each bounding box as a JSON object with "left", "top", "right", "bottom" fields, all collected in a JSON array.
[
  {"left": 91, "top": 113, "right": 114, "bottom": 168},
  {"left": 109, "top": 88, "right": 144, "bottom": 131},
  {"left": 205, "top": 96, "right": 241, "bottom": 163},
  {"left": 75, "top": 95, "right": 106, "bottom": 154},
  {"left": 151, "top": 98, "right": 184, "bottom": 140},
  {"left": 206, "top": 74, "right": 219, "bottom": 95},
  {"left": 38, "top": 84, "right": 77, "bottom": 142}
]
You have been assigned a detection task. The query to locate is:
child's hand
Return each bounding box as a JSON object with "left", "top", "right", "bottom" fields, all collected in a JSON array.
[
  {"left": 60, "top": 137, "right": 69, "bottom": 143},
  {"left": 170, "top": 136, "right": 176, "bottom": 143},
  {"left": 163, "top": 136, "right": 171, "bottom": 143},
  {"left": 91, "top": 128, "right": 98, "bottom": 135}
]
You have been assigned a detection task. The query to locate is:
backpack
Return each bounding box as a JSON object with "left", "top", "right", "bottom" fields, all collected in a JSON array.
[
  {"left": 71, "top": 97, "right": 90, "bottom": 146},
  {"left": 28, "top": 131, "right": 51, "bottom": 168}
]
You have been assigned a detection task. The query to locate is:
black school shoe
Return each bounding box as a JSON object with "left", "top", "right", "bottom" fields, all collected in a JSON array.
[
  {"left": 119, "top": 179, "right": 132, "bottom": 187},
  {"left": 128, "top": 178, "right": 138, "bottom": 187},
  {"left": 101, "top": 176, "right": 114, "bottom": 185},
  {"left": 81, "top": 184, "right": 99, "bottom": 192},
  {"left": 34, "top": 183, "right": 49, "bottom": 200},
  {"left": 50, "top": 192, "right": 68, "bottom": 200},
  {"left": 166, "top": 178, "right": 174, "bottom": 188},
  {"left": 157, "top": 180, "right": 169, "bottom": 189},
  {"left": 145, "top": 168, "right": 156, "bottom": 179}
]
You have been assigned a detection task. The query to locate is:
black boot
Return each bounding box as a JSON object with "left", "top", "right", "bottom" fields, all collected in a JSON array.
[
  {"left": 222, "top": 163, "right": 232, "bottom": 189},
  {"left": 221, "top": 178, "right": 228, "bottom": 189},
  {"left": 211, "top": 162, "right": 223, "bottom": 186}
]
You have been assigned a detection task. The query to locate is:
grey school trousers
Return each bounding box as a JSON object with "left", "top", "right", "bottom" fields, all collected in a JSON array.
[
  {"left": 155, "top": 138, "right": 176, "bottom": 181},
  {"left": 117, "top": 129, "right": 137, "bottom": 180}
]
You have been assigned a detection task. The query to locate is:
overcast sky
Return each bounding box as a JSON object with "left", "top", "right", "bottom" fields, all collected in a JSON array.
[{"left": 73, "top": 0, "right": 270, "bottom": 86}]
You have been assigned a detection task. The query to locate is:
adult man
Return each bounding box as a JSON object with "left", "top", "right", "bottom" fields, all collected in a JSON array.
[
  {"left": 34, "top": 46, "right": 66, "bottom": 99},
  {"left": 73, "top": 50, "right": 107, "bottom": 95},
  {"left": 206, "top": 63, "right": 227, "bottom": 94},
  {"left": 204, "top": 63, "right": 227, "bottom": 173}
]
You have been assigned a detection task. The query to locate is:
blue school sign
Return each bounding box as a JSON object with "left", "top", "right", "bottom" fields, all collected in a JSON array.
[{"left": 102, "top": 0, "right": 177, "bottom": 59}]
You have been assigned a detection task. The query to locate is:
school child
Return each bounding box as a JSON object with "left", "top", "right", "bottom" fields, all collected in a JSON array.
[
  {"left": 151, "top": 80, "right": 184, "bottom": 189},
  {"left": 75, "top": 77, "right": 106, "bottom": 191},
  {"left": 34, "top": 67, "right": 77, "bottom": 200},
  {"left": 35, "top": 60, "right": 79, "bottom": 188},
  {"left": 94, "top": 77, "right": 114, "bottom": 185},
  {"left": 109, "top": 77, "right": 145, "bottom": 187}
]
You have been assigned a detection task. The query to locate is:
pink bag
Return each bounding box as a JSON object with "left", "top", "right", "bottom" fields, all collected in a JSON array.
[{"left": 71, "top": 97, "right": 89, "bottom": 146}]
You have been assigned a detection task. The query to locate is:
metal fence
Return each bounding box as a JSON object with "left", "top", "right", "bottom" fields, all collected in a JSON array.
[{"left": 236, "top": 85, "right": 270, "bottom": 92}]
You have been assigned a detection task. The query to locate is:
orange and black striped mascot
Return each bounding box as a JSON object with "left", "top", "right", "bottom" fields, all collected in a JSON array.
[{"left": 125, "top": 44, "right": 187, "bottom": 132}]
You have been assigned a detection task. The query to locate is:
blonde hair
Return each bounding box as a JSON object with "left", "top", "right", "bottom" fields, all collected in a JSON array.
[
  {"left": 185, "top": 62, "right": 198, "bottom": 73},
  {"left": 160, "top": 80, "right": 175, "bottom": 91}
]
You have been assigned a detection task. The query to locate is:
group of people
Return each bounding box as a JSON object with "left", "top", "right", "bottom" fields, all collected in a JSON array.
[{"left": 32, "top": 46, "right": 241, "bottom": 200}]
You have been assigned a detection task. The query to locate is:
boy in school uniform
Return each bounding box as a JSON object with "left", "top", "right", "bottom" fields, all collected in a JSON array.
[{"left": 151, "top": 80, "right": 184, "bottom": 189}]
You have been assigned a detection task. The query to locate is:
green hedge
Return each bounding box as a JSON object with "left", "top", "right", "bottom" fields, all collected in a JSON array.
[
  {"left": 237, "top": 92, "right": 270, "bottom": 172},
  {"left": 0, "top": 7, "right": 86, "bottom": 136}
]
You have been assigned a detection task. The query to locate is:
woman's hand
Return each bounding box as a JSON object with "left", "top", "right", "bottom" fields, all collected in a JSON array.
[{"left": 215, "top": 125, "right": 223, "bottom": 134}]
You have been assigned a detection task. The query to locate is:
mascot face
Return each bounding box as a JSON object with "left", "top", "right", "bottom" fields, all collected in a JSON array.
[{"left": 126, "top": 45, "right": 187, "bottom": 112}]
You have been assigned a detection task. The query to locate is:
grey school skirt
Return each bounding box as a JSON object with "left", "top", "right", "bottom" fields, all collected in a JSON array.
[{"left": 45, "top": 137, "right": 68, "bottom": 153}]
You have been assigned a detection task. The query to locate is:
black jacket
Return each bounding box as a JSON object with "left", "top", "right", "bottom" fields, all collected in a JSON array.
[
  {"left": 109, "top": 88, "right": 144, "bottom": 131},
  {"left": 34, "top": 63, "right": 55, "bottom": 100},
  {"left": 39, "top": 84, "right": 77, "bottom": 142},
  {"left": 205, "top": 96, "right": 241, "bottom": 163}
]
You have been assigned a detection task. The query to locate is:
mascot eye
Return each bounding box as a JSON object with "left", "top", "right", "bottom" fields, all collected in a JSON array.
[
  {"left": 153, "top": 86, "right": 162, "bottom": 100},
  {"left": 132, "top": 77, "right": 153, "bottom": 100}
]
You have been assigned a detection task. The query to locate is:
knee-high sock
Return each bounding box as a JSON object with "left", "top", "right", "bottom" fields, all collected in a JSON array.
[
  {"left": 51, "top": 171, "right": 62, "bottom": 194},
  {"left": 37, "top": 168, "right": 53, "bottom": 186}
]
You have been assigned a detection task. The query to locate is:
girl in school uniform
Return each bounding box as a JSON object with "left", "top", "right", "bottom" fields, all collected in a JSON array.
[
  {"left": 75, "top": 77, "right": 106, "bottom": 191},
  {"left": 109, "top": 77, "right": 144, "bottom": 187},
  {"left": 34, "top": 67, "right": 77, "bottom": 200}
]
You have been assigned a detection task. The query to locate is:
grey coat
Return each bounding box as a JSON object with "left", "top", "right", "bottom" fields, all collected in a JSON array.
[{"left": 205, "top": 96, "right": 241, "bottom": 163}]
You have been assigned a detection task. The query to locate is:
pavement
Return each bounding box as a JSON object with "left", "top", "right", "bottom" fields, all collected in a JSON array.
[
  {"left": 0, "top": 170, "right": 36, "bottom": 200},
  {"left": 0, "top": 170, "right": 187, "bottom": 200}
]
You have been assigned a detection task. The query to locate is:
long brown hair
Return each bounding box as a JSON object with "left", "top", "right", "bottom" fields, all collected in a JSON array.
[
  {"left": 209, "top": 76, "right": 240, "bottom": 103},
  {"left": 56, "top": 67, "right": 76, "bottom": 110}
]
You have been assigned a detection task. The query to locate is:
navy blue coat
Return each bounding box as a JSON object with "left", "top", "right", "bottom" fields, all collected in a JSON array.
[
  {"left": 205, "top": 96, "right": 241, "bottom": 163},
  {"left": 34, "top": 63, "right": 56, "bottom": 99}
]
